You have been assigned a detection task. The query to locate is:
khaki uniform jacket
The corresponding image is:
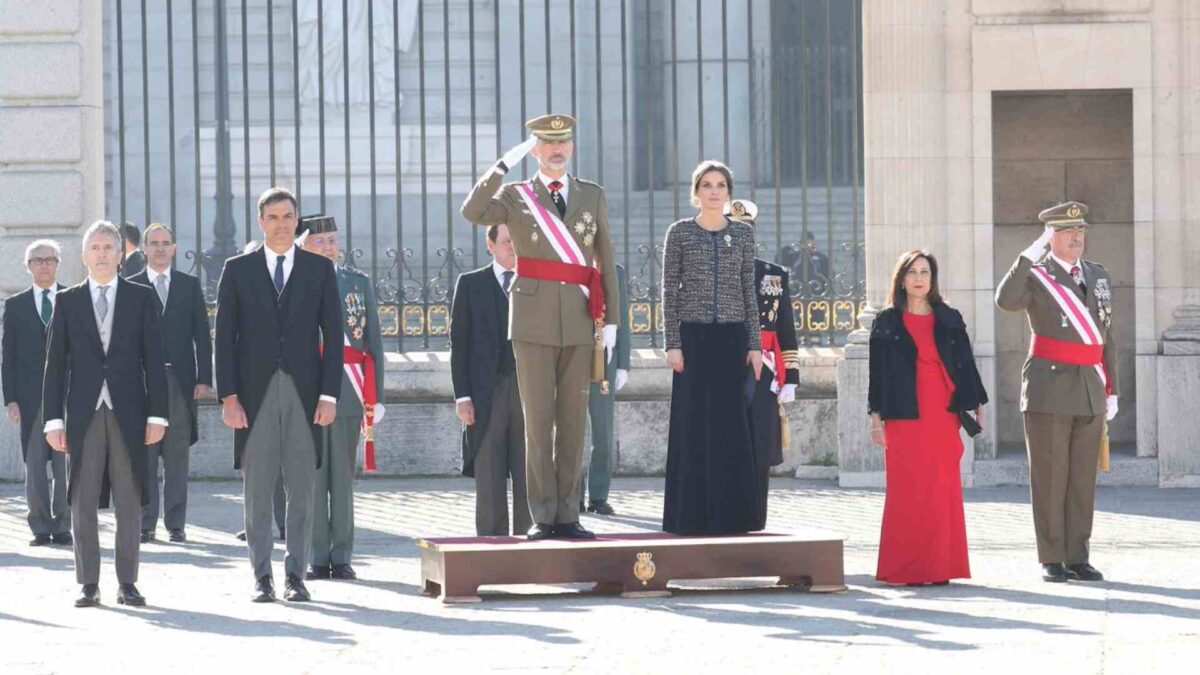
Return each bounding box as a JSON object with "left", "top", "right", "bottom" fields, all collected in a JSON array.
[
  {"left": 460, "top": 165, "right": 620, "bottom": 347},
  {"left": 996, "top": 255, "right": 1119, "bottom": 417}
]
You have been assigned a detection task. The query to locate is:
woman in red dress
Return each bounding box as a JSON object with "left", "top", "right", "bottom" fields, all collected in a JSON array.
[{"left": 868, "top": 250, "right": 988, "bottom": 586}]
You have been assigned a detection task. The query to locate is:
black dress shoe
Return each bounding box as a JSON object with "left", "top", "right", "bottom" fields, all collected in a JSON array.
[
  {"left": 252, "top": 576, "right": 275, "bottom": 603},
  {"left": 168, "top": 528, "right": 186, "bottom": 543},
  {"left": 1043, "top": 563, "right": 1069, "bottom": 583},
  {"left": 527, "top": 523, "right": 556, "bottom": 541},
  {"left": 235, "top": 530, "right": 247, "bottom": 541},
  {"left": 75, "top": 584, "right": 100, "bottom": 608},
  {"left": 587, "top": 500, "right": 615, "bottom": 516},
  {"left": 51, "top": 532, "right": 73, "bottom": 545},
  {"left": 29, "top": 534, "right": 51, "bottom": 547},
  {"left": 557, "top": 522, "right": 596, "bottom": 540},
  {"left": 117, "top": 583, "right": 146, "bottom": 606},
  {"left": 331, "top": 564, "right": 358, "bottom": 580},
  {"left": 1066, "top": 563, "right": 1104, "bottom": 582},
  {"left": 140, "top": 529, "right": 156, "bottom": 544},
  {"left": 284, "top": 574, "right": 311, "bottom": 602},
  {"left": 306, "top": 565, "right": 331, "bottom": 581}
]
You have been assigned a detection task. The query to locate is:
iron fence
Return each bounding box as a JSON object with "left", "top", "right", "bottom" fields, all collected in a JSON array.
[{"left": 103, "top": 0, "right": 863, "bottom": 350}]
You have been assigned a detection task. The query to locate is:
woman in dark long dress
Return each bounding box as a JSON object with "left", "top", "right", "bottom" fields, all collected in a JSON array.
[
  {"left": 869, "top": 250, "right": 988, "bottom": 585},
  {"left": 661, "top": 161, "right": 764, "bottom": 535}
]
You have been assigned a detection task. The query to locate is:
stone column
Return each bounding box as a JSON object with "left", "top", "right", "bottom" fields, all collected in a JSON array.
[
  {"left": 837, "top": 0, "right": 948, "bottom": 487},
  {"left": 0, "top": 0, "right": 105, "bottom": 479},
  {"left": 1155, "top": 2, "right": 1200, "bottom": 486}
]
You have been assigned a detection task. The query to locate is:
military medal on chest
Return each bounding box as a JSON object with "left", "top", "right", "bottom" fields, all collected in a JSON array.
[
  {"left": 1094, "top": 278, "right": 1112, "bottom": 327},
  {"left": 760, "top": 274, "right": 784, "bottom": 298},
  {"left": 574, "top": 211, "right": 597, "bottom": 247},
  {"left": 344, "top": 289, "right": 367, "bottom": 340}
]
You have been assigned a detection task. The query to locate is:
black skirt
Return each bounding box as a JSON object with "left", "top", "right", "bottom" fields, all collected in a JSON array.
[{"left": 662, "top": 322, "right": 762, "bottom": 535}]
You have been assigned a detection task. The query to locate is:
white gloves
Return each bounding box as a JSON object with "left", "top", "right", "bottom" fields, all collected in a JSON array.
[
  {"left": 500, "top": 134, "right": 538, "bottom": 171},
  {"left": 1021, "top": 225, "right": 1054, "bottom": 262},
  {"left": 603, "top": 324, "right": 617, "bottom": 363},
  {"left": 777, "top": 383, "right": 796, "bottom": 404},
  {"left": 1105, "top": 395, "right": 1118, "bottom": 422},
  {"left": 615, "top": 369, "right": 628, "bottom": 392}
]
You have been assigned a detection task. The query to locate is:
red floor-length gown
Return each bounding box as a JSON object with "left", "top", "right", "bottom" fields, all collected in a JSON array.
[{"left": 876, "top": 310, "right": 971, "bottom": 584}]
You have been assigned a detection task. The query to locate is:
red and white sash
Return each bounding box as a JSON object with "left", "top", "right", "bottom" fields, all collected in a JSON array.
[
  {"left": 514, "top": 182, "right": 590, "bottom": 298},
  {"left": 1030, "top": 264, "right": 1108, "bottom": 392},
  {"left": 343, "top": 333, "right": 365, "bottom": 403}
]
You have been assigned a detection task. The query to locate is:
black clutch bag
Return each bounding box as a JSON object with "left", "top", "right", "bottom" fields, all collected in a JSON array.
[{"left": 958, "top": 410, "right": 982, "bottom": 437}]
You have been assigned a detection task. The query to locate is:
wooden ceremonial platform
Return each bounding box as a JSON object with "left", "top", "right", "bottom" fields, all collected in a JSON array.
[{"left": 417, "top": 530, "right": 847, "bottom": 603}]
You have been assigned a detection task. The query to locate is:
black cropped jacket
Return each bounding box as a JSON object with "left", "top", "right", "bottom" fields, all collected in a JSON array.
[{"left": 867, "top": 303, "right": 988, "bottom": 420}]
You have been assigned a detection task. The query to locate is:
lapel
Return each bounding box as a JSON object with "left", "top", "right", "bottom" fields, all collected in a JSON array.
[
  {"left": 530, "top": 177, "right": 563, "bottom": 222},
  {"left": 283, "top": 247, "right": 308, "bottom": 330},
  {"left": 76, "top": 282, "right": 105, "bottom": 357},
  {"left": 485, "top": 268, "right": 504, "bottom": 329},
  {"left": 1082, "top": 261, "right": 1101, "bottom": 322},
  {"left": 109, "top": 277, "right": 136, "bottom": 351},
  {"left": 561, "top": 176, "right": 584, "bottom": 231},
  {"left": 24, "top": 288, "right": 42, "bottom": 330},
  {"left": 251, "top": 247, "right": 283, "bottom": 330}
]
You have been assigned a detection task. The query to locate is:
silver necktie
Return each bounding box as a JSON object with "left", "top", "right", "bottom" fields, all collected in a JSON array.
[
  {"left": 155, "top": 274, "right": 168, "bottom": 308},
  {"left": 96, "top": 285, "right": 109, "bottom": 322}
]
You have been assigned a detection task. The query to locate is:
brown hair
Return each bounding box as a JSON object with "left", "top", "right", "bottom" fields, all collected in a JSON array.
[
  {"left": 256, "top": 187, "right": 297, "bottom": 217},
  {"left": 144, "top": 222, "right": 175, "bottom": 243},
  {"left": 486, "top": 223, "right": 504, "bottom": 243},
  {"left": 886, "top": 249, "right": 944, "bottom": 310},
  {"left": 690, "top": 160, "right": 734, "bottom": 208}
]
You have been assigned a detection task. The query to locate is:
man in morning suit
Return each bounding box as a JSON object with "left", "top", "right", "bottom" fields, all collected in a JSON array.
[
  {"left": 43, "top": 220, "right": 169, "bottom": 608},
  {"left": 451, "top": 223, "right": 533, "bottom": 536},
  {"left": 297, "top": 214, "right": 386, "bottom": 581},
  {"left": 3, "top": 240, "right": 71, "bottom": 547},
  {"left": 996, "top": 201, "right": 1118, "bottom": 583},
  {"left": 461, "top": 114, "right": 620, "bottom": 540},
  {"left": 215, "top": 187, "right": 343, "bottom": 602},
  {"left": 128, "top": 223, "right": 213, "bottom": 544},
  {"left": 119, "top": 222, "right": 146, "bottom": 279}
]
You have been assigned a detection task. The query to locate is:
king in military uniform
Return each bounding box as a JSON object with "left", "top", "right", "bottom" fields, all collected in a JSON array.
[
  {"left": 996, "top": 200, "right": 1118, "bottom": 584},
  {"left": 297, "top": 215, "right": 386, "bottom": 580},
  {"left": 461, "top": 114, "right": 620, "bottom": 540},
  {"left": 725, "top": 200, "right": 800, "bottom": 529}
]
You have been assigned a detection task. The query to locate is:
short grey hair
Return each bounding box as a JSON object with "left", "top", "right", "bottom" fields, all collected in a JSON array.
[
  {"left": 82, "top": 220, "right": 123, "bottom": 248},
  {"left": 24, "top": 239, "right": 62, "bottom": 264}
]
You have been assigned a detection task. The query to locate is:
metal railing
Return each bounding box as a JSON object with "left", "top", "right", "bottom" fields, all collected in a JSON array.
[{"left": 103, "top": 0, "right": 863, "bottom": 350}]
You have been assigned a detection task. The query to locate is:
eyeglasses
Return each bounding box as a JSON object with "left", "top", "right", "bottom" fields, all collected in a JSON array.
[{"left": 29, "top": 257, "right": 60, "bottom": 265}]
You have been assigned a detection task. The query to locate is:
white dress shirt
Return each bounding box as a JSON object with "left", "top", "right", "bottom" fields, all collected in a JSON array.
[
  {"left": 537, "top": 171, "right": 570, "bottom": 211},
  {"left": 1049, "top": 252, "right": 1085, "bottom": 285},
  {"left": 146, "top": 265, "right": 171, "bottom": 303},
  {"left": 263, "top": 242, "right": 296, "bottom": 290},
  {"left": 33, "top": 282, "right": 57, "bottom": 322},
  {"left": 44, "top": 278, "right": 168, "bottom": 433},
  {"left": 456, "top": 261, "right": 517, "bottom": 405}
]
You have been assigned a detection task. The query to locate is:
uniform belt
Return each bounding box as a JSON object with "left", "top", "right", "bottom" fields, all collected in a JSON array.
[
  {"left": 1030, "top": 334, "right": 1102, "bottom": 365},
  {"left": 514, "top": 256, "right": 606, "bottom": 320},
  {"left": 760, "top": 329, "right": 786, "bottom": 389}
]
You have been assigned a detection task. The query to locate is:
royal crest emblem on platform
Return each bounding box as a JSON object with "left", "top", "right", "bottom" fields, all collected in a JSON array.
[{"left": 633, "top": 551, "right": 656, "bottom": 586}]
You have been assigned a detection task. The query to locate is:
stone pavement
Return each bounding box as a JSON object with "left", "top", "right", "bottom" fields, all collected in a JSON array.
[{"left": 1, "top": 478, "right": 1197, "bottom": 674}]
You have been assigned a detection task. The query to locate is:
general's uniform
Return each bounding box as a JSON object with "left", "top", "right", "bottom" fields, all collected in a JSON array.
[
  {"left": 460, "top": 114, "right": 620, "bottom": 531},
  {"left": 581, "top": 264, "right": 631, "bottom": 511},
  {"left": 726, "top": 200, "right": 800, "bottom": 529},
  {"left": 996, "top": 201, "right": 1118, "bottom": 571},
  {"left": 311, "top": 260, "right": 385, "bottom": 573}
]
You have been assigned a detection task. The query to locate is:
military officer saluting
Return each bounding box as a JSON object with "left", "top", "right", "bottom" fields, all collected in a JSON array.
[
  {"left": 996, "top": 200, "right": 1118, "bottom": 584},
  {"left": 297, "top": 214, "right": 386, "bottom": 581},
  {"left": 724, "top": 200, "right": 800, "bottom": 529},
  {"left": 461, "top": 114, "right": 620, "bottom": 540}
]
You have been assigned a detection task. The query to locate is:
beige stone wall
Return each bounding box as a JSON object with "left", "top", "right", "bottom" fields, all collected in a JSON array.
[
  {"left": 856, "top": 0, "right": 1199, "bottom": 480},
  {"left": 0, "top": 0, "right": 104, "bottom": 292}
]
